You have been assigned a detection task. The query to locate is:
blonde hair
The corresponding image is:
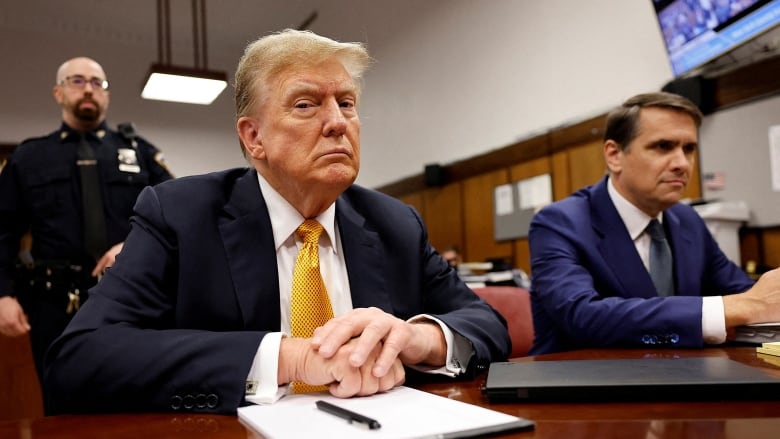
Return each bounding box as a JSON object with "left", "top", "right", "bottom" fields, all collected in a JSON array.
[{"left": 235, "top": 29, "right": 371, "bottom": 121}]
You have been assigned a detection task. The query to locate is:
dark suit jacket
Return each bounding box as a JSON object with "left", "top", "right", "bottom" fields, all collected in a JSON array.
[
  {"left": 528, "top": 176, "right": 754, "bottom": 355},
  {"left": 44, "top": 168, "right": 509, "bottom": 414}
]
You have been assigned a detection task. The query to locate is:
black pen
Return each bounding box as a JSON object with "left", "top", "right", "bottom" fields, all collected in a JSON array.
[{"left": 315, "top": 400, "right": 381, "bottom": 430}]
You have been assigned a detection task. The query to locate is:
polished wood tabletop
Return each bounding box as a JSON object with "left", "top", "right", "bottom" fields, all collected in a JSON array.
[{"left": 2, "top": 347, "right": 779, "bottom": 438}]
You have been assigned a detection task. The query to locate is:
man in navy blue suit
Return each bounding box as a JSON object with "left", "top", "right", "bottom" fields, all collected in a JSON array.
[
  {"left": 529, "top": 91, "right": 780, "bottom": 355},
  {"left": 44, "top": 29, "right": 509, "bottom": 414}
]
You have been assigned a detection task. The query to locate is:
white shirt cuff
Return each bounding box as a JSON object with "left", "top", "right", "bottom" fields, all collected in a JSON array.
[
  {"left": 702, "top": 296, "right": 727, "bottom": 345},
  {"left": 245, "top": 332, "right": 287, "bottom": 404},
  {"left": 407, "top": 314, "right": 473, "bottom": 377}
]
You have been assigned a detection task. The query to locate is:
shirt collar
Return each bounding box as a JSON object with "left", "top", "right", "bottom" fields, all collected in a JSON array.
[
  {"left": 256, "top": 172, "right": 337, "bottom": 253},
  {"left": 607, "top": 175, "right": 661, "bottom": 240},
  {"left": 58, "top": 121, "right": 109, "bottom": 142}
]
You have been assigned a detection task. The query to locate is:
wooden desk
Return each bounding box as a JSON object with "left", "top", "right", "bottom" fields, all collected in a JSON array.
[{"left": 1, "top": 347, "right": 778, "bottom": 438}]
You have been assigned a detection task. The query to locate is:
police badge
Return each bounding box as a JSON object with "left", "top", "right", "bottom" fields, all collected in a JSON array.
[{"left": 117, "top": 148, "right": 141, "bottom": 173}]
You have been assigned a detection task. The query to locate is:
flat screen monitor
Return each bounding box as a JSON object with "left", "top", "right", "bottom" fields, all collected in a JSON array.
[{"left": 652, "top": 0, "right": 780, "bottom": 76}]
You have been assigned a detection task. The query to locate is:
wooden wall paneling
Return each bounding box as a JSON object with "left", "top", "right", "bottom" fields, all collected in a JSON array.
[
  {"left": 421, "top": 182, "right": 464, "bottom": 254},
  {"left": 549, "top": 115, "right": 606, "bottom": 152},
  {"left": 548, "top": 115, "right": 605, "bottom": 198},
  {"left": 509, "top": 156, "right": 551, "bottom": 180},
  {"left": 447, "top": 135, "right": 549, "bottom": 183},
  {"left": 512, "top": 239, "right": 531, "bottom": 275},
  {"left": 0, "top": 335, "right": 44, "bottom": 420},
  {"left": 378, "top": 174, "right": 427, "bottom": 199},
  {"left": 462, "top": 169, "right": 512, "bottom": 264},
  {"left": 374, "top": 134, "right": 549, "bottom": 198},
  {"left": 686, "top": 149, "right": 702, "bottom": 201},
  {"left": 567, "top": 139, "right": 606, "bottom": 193},
  {"left": 711, "top": 55, "right": 780, "bottom": 110},
  {"left": 513, "top": 239, "right": 531, "bottom": 275},
  {"left": 739, "top": 227, "right": 762, "bottom": 270},
  {"left": 396, "top": 192, "right": 425, "bottom": 219},
  {"left": 550, "top": 151, "right": 571, "bottom": 200},
  {"left": 761, "top": 228, "right": 780, "bottom": 269},
  {"left": 509, "top": 157, "right": 552, "bottom": 274}
]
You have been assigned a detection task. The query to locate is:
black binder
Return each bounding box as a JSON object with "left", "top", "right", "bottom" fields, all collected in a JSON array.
[{"left": 485, "top": 357, "right": 780, "bottom": 403}]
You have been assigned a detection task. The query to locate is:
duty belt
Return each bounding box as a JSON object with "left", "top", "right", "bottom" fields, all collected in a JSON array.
[{"left": 14, "top": 260, "right": 95, "bottom": 314}]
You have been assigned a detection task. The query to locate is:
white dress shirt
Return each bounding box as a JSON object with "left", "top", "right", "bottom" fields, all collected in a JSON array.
[
  {"left": 245, "top": 173, "right": 469, "bottom": 404},
  {"left": 607, "top": 177, "right": 726, "bottom": 345}
]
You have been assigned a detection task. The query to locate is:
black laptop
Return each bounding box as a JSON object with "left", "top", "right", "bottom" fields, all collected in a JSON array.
[{"left": 484, "top": 357, "right": 780, "bottom": 403}]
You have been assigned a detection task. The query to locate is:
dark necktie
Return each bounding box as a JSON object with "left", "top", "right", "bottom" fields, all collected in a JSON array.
[
  {"left": 646, "top": 219, "right": 674, "bottom": 297},
  {"left": 77, "top": 133, "right": 107, "bottom": 260}
]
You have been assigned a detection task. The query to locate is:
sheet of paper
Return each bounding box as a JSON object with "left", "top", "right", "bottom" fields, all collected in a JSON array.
[
  {"left": 494, "top": 184, "right": 514, "bottom": 216},
  {"left": 770, "top": 125, "right": 780, "bottom": 191},
  {"left": 517, "top": 174, "right": 552, "bottom": 210},
  {"left": 238, "top": 386, "right": 533, "bottom": 439}
]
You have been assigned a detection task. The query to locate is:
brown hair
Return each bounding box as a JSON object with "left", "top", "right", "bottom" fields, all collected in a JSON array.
[{"left": 604, "top": 92, "right": 703, "bottom": 150}]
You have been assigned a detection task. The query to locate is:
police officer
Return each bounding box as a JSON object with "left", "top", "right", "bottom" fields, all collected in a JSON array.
[{"left": 0, "top": 57, "right": 174, "bottom": 382}]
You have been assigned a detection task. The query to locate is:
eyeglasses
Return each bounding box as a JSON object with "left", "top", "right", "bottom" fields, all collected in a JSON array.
[{"left": 60, "top": 75, "right": 110, "bottom": 91}]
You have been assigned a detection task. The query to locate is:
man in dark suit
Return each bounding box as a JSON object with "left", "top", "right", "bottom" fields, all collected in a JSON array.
[
  {"left": 44, "top": 29, "right": 510, "bottom": 414},
  {"left": 528, "top": 92, "right": 780, "bottom": 355}
]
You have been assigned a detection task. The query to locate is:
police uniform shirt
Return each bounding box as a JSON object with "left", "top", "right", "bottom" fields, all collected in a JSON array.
[{"left": 0, "top": 121, "right": 173, "bottom": 295}]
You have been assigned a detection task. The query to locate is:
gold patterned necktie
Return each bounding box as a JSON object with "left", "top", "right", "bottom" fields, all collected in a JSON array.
[{"left": 290, "top": 220, "right": 334, "bottom": 393}]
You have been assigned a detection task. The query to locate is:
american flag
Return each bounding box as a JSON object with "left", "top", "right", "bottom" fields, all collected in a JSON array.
[{"left": 704, "top": 171, "right": 726, "bottom": 190}]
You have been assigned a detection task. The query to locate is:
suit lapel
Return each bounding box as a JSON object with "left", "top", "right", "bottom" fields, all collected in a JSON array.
[
  {"left": 591, "top": 178, "right": 658, "bottom": 299},
  {"left": 218, "top": 169, "right": 281, "bottom": 329},
  {"left": 664, "top": 209, "right": 695, "bottom": 296},
  {"left": 336, "top": 195, "right": 392, "bottom": 311}
]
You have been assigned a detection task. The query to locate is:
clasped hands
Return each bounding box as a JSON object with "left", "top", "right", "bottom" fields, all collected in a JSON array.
[{"left": 278, "top": 307, "right": 446, "bottom": 398}]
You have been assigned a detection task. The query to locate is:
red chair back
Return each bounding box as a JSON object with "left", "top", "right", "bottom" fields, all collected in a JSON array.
[{"left": 471, "top": 286, "right": 534, "bottom": 358}]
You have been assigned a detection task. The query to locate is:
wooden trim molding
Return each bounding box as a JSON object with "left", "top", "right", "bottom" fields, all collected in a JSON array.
[
  {"left": 549, "top": 114, "right": 607, "bottom": 152},
  {"left": 711, "top": 54, "right": 780, "bottom": 110}
]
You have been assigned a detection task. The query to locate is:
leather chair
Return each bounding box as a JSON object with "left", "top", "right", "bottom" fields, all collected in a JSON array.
[{"left": 471, "top": 286, "right": 534, "bottom": 358}]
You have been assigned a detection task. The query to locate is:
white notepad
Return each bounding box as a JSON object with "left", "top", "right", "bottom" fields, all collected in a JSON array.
[{"left": 238, "top": 385, "right": 533, "bottom": 439}]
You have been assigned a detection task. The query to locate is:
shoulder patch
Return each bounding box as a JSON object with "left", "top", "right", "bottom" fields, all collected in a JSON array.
[{"left": 154, "top": 151, "right": 173, "bottom": 175}]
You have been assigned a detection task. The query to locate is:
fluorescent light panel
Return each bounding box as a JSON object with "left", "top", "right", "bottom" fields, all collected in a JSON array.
[{"left": 141, "top": 65, "right": 227, "bottom": 105}]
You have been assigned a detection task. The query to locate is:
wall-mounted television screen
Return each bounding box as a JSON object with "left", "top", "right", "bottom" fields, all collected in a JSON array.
[{"left": 652, "top": 0, "right": 780, "bottom": 76}]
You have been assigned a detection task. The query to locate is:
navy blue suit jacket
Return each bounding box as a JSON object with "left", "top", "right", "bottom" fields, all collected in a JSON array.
[
  {"left": 44, "top": 168, "right": 509, "bottom": 414},
  {"left": 528, "top": 176, "right": 753, "bottom": 355}
]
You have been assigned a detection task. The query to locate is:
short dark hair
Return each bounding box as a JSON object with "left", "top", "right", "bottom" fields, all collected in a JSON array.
[{"left": 604, "top": 92, "right": 703, "bottom": 151}]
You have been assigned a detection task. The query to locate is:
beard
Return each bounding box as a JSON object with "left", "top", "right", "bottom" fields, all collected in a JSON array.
[{"left": 72, "top": 97, "right": 102, "bottom": 122}]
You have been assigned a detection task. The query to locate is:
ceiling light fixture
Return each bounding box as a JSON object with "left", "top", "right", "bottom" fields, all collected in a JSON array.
[{"left": 141, "top": 0, "right": 227, "bottom": 105}]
